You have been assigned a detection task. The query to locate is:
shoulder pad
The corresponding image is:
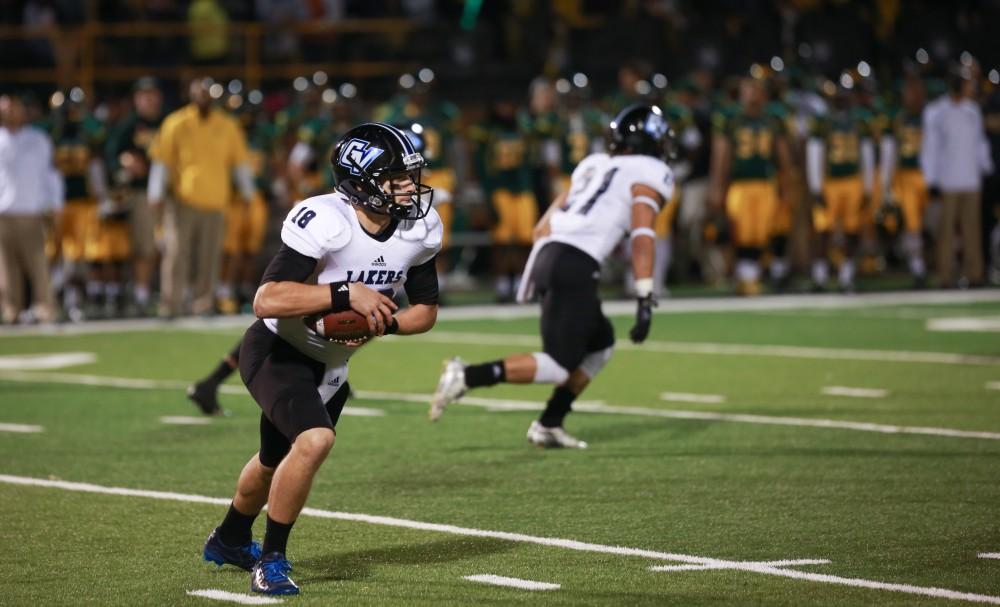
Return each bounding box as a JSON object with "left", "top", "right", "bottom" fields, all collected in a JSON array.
[{"left": 279, "top": 196, "right": 352, "bottom": 259}]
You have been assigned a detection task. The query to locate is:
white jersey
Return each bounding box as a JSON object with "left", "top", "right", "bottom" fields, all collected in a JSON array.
[
  {"left": 548, "top": 153, "right": 673, "bottom": 263},
  {"left": 265, "top": 192, "right": 442, "bottom": 372}
]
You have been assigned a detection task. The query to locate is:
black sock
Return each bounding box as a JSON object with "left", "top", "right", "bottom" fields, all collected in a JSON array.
[
  {"left": 204, "top": 348, "right": 239, "bottom": 386},
  {"left": 464, "top": 360, "right": 506, "bottom": 388},
  {"left": 218, "top": 502, "right": 257, "bottom": 547},
  {"left": 262, "top": 515, "right": 295, "bottom": 556},
  {"left": 540, "top": 386, "right": 577, "bottom": 428}
]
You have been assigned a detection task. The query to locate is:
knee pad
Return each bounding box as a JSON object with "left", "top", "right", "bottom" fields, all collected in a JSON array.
[
  {"left": 579, "top": 346, "right": 614, "bottom": 379},
  {"left": 531, "top": 352, "right": 570, "bottom": 385}
]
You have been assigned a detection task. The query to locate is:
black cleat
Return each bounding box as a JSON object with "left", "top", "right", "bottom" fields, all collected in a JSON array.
[{"left": 187, "top": 381, "right": 224, "bottom": 416}]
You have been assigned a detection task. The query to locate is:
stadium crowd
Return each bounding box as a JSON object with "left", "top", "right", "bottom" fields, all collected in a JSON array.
[{"left": 2, "top": 2, "right": 1000, "bottom": 323}]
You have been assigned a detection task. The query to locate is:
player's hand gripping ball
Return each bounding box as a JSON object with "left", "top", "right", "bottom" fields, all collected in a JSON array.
[{"left": 305, "top": 310, "right": 373, "bottom": 343}]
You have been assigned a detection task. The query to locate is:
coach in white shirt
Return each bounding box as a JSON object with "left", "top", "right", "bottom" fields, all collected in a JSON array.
[
  {"left": 921, "top": 72, "right": 994, "bottom": 287},
  {"left": 0, "top": 94, "right": 64, "bottom": 323}
]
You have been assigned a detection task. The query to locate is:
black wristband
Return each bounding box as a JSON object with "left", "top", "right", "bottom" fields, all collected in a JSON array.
[
  {"left": 385, "top": 317, "right": 399, "bottom": 335},
  {"left": 329, "top": 281, "right": 351, "bottom": 312}
]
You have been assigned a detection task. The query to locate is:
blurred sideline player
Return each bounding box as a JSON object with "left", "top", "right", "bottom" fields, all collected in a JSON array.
[
  {"left": 472, "top": 99, "right": 538, "bottom": 302},
  {"left": 709, "top": 77, "right": 792, "bottom": 295},
  {"left": 807, "top": 82, "right": 875, "bottom": 292},
  {"left": 200, "top": 122, "right": 441, "bottom": 595},
  {"left": 430, "top": 104, "right": 674, "bottom": 448},
  {"left": 880, "top": 77, "right": 929, "bottom": 286}
]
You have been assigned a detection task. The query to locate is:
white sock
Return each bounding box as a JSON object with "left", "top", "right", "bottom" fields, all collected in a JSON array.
[
  {"left": 736, "top": 260, "right": 760, "bottom": 283},
  {"left": 770, "top": 258, "right": 789, "bottom": 281},
  {"left": 812, "top": 260, "right": 829, "bottom": 285},
  {"left": 903, "top": 232, "right": 925, "bottom": 277},
  {"left": 839, "top": 259, "right": 855, "bottom": 287},
  {"left": 134, "top": 285, "right": 150, "bottom": 306}
]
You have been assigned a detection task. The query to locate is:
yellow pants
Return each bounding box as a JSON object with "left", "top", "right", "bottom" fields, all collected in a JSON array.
[
  {"left": 86, "top": 219, "right": 131, "bottom": 262},
  {"left": 491, "top": 189, "right": 538, "bottom": 245},
  {"left": 654, "top": 189, "right": 681, "bottom": 238},
  {"left": 893, "top": 169, "right": 928, "bottom": 233},
  {"left": 725, "top": 180, "right": 777, "bottom": 248},
  {"left": 814, "top": 176, "right": 865, "bottom": 234},
  {"left": 223, "top": 191, "right": 268, "bottom": 255},
  {"left": 49, "top": 200, "right": 96, "bottom": 261}
]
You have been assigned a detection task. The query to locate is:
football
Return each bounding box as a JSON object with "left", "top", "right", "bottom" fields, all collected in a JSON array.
[{"left": 305, "top": 310, "right": 372, "bottom": 342}]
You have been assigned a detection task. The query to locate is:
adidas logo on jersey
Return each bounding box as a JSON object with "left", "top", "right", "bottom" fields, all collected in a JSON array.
[
  {"left": 327, "top": 377, "right": 340, "bottom": 387},
  {"left": 372, "top": 255, "right": 387, "bottom": 267}
]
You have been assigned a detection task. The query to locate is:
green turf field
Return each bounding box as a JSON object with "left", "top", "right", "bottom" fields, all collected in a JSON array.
[{"left": 1, "top": 294, "right": 999, "bottom": 606}]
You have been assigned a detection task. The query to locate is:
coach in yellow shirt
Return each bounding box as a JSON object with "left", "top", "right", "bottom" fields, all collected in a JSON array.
[{"left": 149, "top": 78, "right": 254, "bottom": 317}]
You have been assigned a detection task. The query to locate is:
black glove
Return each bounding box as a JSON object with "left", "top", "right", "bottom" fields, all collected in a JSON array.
[{"left": 629, "top": 294, "right": 657, "bottom": 344}]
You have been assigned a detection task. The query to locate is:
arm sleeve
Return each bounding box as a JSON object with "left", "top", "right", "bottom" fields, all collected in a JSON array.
[
  {"left": 920, "top": 105, "right": 938, "bottom": 186},
  {"left": 860, "top": 138, "right": 875, "bottom": 194},
  {"left": 404, "top": 256, "right": 439, "bottom": 305},
  {"left": 260, "top": 244, "right": 319, "bottom": 284},
  {"left": 880, "top": 135, "right": 896, "bottom": 195},
  {"left": 806, "top": 138, "right": 825, "bottom": 195}
]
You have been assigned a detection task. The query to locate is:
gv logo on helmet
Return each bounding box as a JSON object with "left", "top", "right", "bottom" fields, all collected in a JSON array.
[{"left": 338, "top": 138, "right": 385, "bottom": 176}]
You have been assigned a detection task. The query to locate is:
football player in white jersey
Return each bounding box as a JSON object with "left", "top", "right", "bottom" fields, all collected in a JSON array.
[
  {"left": 430, "top": 104, "right": 675, "bottom": 448},
  {"left": 200, "top": 123, "right": 443, "bottom": 596}
]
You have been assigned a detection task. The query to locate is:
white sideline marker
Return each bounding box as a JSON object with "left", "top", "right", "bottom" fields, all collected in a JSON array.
[
  {"left": 463, "top": 574, "right": 560, "bottom": 591},
  {"left": 979, "top": 553, "right": 1000, "bottom": 560},
  {"left": 187, "top": 589, "right": 283, "bottom": 605},
  {"left": 0, "top": 423, "right": 43, "bottom": 433},
  {"left": 821, "top": 386, "right": 889, "bottom": 399},
  {"left": 160, "top": 416, "right": 212, "bottom": 426},
  {"left": 660, "top": 392, "right": 726, "bottom": 404},
  {"left": 3, "top": 475, "right": 1000, "bottom": 605}
]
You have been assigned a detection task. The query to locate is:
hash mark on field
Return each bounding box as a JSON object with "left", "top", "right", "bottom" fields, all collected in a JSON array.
[
  {"left": 160, "top": 416, "right": 212, "bottom": 426},
  {"left": 980, "top": 553, "right": 1000, "bottom": 560},
  {"left": 3, "top": 474, "right": 999, "bottom": 605},
  {"left": 660, "top": 392, "right": 726, "bottom": 404},
  {"left": 927, "top": 317, "right": 1000, "bottom": 333},
  {"left": 463, "top": 574, "right": 560, "bottom": 591},
  {"left": 0, "top": 352, "right": 96, "bottom": 370},
  {"left": 187, "top": 589, "right": 283, "bottom": 604},
  {"left": 821, "top": 386, "right": 889, "bottom": 399},
  {"left": 0, "top": 422, "right": 43, "bottom": 433},
  {"left": 987, "top": 382, "right": 1000, "bottom": 391}
]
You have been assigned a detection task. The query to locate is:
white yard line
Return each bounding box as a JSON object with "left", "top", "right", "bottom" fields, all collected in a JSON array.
[
  {"left": 0, "top": 352, "right": 96, "bottom": 370},
  {"left": 821, "top": 386, "right": 889, "bottom": 399},
  {"left": 927, "top": 317, "right": 1000, "bottom": 333},
  {"left": 0, "top": 423, "right": 43, "bottom": 433},
  {"left": 160, "top": 416, "right": 212, "bottom": 426},
  {"left": 2, "top": 474, "right": 998, "bottom": 605},
  {"left": 186, "top": 589, "right": 283, "bottom": 605},
  {"left": 411, "top": 331, "right": 1000, "bottom": 366},
  {"left": 0, "top": 290, "right": 998, "bottom": 337},
  {"left": 660, "top": 392, "right": 727, "bottom": 404},
  {"left": 0, "top": 372, "right": 995, "bottom": 441},
  {"left": 980, "top": 553, "right": 1000, "bottom": 560},
  {"left": 462, "top": 574, "right": 560, "bottom": 591},
  {"left": 650, "top": 558, "right": 831, "bottom": 572},
  {"left": 0, "top": 371, "right": 385, "bottom": 418},
  {"left": 986, "top": 382, "right": 1000, "bottom": 391}
]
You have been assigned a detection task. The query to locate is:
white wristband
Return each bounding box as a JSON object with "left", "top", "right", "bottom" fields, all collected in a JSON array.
[
  {"left": 630, "top": 227, "right": 656, "bottom": 240},
  {"left": 635, "top": 278, "right": 654, "bottom": 299}
]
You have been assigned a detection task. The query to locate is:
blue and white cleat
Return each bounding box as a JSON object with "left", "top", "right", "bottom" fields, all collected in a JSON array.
[
  {"left": 203, "top": 528, "right": 261, "bottom": 572},
  {"left": 251, "top": 552, "right": 300, "bottom": 595}
]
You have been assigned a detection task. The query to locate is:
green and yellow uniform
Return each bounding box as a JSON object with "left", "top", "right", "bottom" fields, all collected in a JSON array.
[
  {"left": 556, "top": 106, "right": 605, "bottom": 191},
  {"left": 472, "top": 117, "right": 537, "bottom": 245},
  {"left": 715, "top": 105, "right": 786, "bottom": 247},
  {"left": 810, "top": 110, "right": 873, "bottom": 234},
  {"left": 887, "top": 108, "right": 927, "bottom": 233}
]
